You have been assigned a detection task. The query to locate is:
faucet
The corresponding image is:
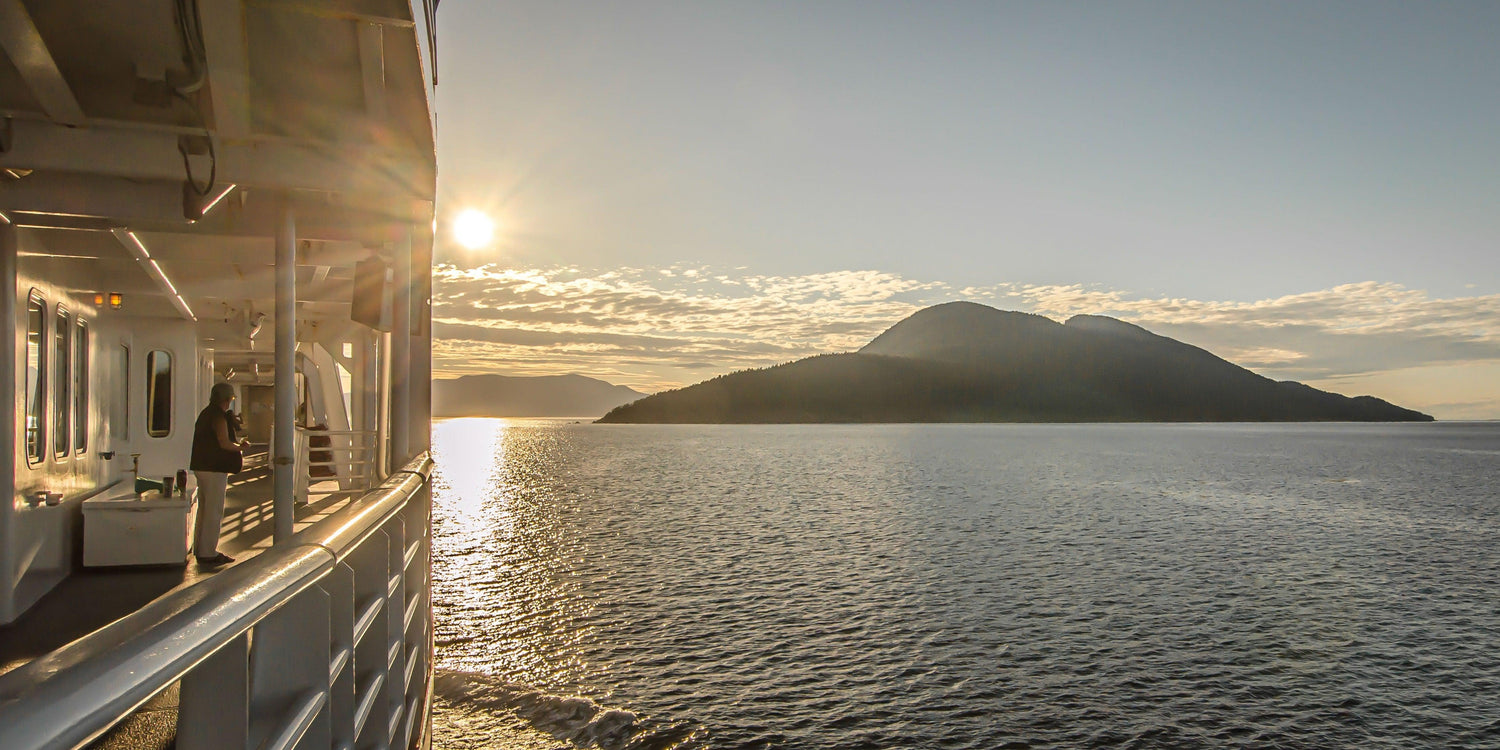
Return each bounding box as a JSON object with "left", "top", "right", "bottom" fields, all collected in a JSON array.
[{"left": 130, "top": 453, "right": 142, "bottom": 493}]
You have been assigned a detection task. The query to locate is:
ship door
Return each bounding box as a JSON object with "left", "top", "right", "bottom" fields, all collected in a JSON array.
[
  {"left": 122, "top": 322, "right": 199, "bottom": 479},
  {"left": 105, "top": 334, "right": 134, "bottom": 477}
]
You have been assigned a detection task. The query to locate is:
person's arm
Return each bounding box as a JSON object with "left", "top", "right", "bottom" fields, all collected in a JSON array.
[
  {"left": 231, "top": 412, "right": 250, "bottom": 448},
  {"left": 213, "top": 415, "right": 243, "bottom": 453}
]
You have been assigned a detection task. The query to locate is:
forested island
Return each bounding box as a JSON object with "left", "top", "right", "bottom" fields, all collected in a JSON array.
[{"left": 598, "top": 302, "right": 1433, "bottom": 423}]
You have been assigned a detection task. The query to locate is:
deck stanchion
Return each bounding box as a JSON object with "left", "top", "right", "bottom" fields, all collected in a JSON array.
[
  {"left": 273, "top": 197, "right": 297, "bottom": 544},
  {"left": 390, "top": 226, "right": 412, "bottom": 466},
  {"left": 410, "top": 220, "right": 433, "bottom": 456}
]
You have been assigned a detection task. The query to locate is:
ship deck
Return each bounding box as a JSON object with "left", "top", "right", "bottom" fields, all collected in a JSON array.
[
  {"left": 0, "top": 467, "right": 378, "bottom": 748},
  {"left": 0, "top": 466, "right": 369, "bottom": 679}
]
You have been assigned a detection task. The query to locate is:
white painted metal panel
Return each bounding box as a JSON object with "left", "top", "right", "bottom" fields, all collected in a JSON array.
[{"left": 81, "top": 488, "right": 196, "bottom": 567}]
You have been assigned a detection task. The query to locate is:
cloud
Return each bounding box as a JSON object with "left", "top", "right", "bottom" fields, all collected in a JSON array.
[
  {"left": 431, "top": 264, "right": 1500, "bottom": 416},
  {"left": 963, "top": 281, "right": 1500, "bottom": 380},
  {"left": 430, "top": 264, "right": 940, "bottom": 390}
]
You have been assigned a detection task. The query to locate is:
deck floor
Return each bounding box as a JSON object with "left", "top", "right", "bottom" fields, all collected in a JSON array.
[{"left": 0, "top": 468, "right": 366, "bottom": 678}]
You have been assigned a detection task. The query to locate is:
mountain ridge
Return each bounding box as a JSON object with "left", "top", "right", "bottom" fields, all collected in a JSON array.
[{"left": 598, "top": 302, "right": 1432, "bottom": 423}]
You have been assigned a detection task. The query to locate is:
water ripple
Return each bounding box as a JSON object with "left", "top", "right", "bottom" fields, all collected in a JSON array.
[{"left": 430, "top": 420, "right": 1500, "bottom": 748}]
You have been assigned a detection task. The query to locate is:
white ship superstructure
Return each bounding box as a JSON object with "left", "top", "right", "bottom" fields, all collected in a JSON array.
[{"left": 0, "top": 1, "right": 440, "bottom": 747}]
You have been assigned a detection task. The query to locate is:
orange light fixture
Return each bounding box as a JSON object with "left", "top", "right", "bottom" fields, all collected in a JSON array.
[{"left": 108, "top": 293, "right": 123, "bottom": 310}]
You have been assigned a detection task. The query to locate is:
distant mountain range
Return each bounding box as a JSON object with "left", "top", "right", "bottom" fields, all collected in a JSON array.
[
  {"left": 598, "top": 301, "right": 1433, "bottom": 423},
  {"left": 433, "top": 374, "right": 646, "bottom": 418}
]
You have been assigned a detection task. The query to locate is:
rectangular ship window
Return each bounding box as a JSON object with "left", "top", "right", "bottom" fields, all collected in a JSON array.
[
  {"left": 114, "top": 344, "right": 129, "bottom": 440},
  {"left": 54, "top": 307, "right": 71, "bottom": 457},
  {"left": 147, "top": 350, "right": 172, "bottom": 438},
  {"left": 75, "top": 321, "right": 89, "bottom": 453},
  {"left": 25, "top": 294, "right": 45, "bottom": 465}
]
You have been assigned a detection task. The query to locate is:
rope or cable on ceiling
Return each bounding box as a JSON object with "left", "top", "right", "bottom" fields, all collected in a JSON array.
[{"left": 173, "top": 0, "right": 216, "bottom": 197}]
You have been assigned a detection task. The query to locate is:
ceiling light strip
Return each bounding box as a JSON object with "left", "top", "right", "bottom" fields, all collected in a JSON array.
[
  {"left": 109, "top": 228, "right": 197, "bottom": 321},
  {"left": 200, "top": 183, "right": 237, "bottom": 216}
]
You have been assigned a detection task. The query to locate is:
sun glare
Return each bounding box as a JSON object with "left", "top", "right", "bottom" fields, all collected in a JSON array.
[{"left": 453, "top": 209, "right": 495, "bottom": 250}]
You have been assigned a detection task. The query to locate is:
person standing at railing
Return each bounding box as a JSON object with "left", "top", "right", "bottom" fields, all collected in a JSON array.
[{"left": 190, "top": 383, "right": 249, "bottom": 567}]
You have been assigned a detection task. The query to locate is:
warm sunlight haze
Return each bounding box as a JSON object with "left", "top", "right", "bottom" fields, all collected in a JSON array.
[
  {"left": 432, "top": 2, "right": 1500, "bottom": 420},
  {"left": 4, "top": 5, "right": 1494, "bottom": 750},
  {"left": 412, "top": 4, "right": 1500, "bottom": 748}
]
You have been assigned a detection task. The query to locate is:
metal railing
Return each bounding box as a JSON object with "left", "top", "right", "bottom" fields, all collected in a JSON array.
[
  {"left": 243, "top": 444, "right": 271, "bottom": 472},
  {"left": 0, "top": 453, "right": 435, "bottom": 750},
  {"left": 295, "top": 428, "right": 379, "bottom": 502}
]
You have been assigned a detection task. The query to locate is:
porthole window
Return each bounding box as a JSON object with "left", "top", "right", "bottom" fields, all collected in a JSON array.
[
  {"left": 75, "top": 320, "right": 89, "bottom": 453},
  {"left": 25, "top": 293, "right": 45, "bottom": 465},
  {"left": 146, "top": 350, "right": 173, "bottom": 438},
  {"left": 54, "top": 307, "right": 71, "bottom": 457}
]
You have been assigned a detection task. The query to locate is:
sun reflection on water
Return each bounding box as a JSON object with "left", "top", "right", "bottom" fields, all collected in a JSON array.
[
  {"left": 432, "top": 418, "right": 510, "bottom": 535},
  {"left": 430, "top": 418, "right": 600, "bottom": 690}
]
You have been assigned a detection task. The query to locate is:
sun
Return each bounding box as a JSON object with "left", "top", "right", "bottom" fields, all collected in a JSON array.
[{"left": 452, "top": 209, "right": 495, "bottom": 250}]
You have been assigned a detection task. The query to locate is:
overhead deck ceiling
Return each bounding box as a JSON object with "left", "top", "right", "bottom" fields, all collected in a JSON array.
[
  {"left": 3, "top": 0, "right": 433, "bottom": 146},
  {"left": 0, "top": 0, "right": 437, "bottom": 334}
]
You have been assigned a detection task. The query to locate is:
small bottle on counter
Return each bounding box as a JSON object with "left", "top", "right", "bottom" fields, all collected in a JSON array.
[{"left": 176, "top": 469, "right": 188, "bottom": 496}]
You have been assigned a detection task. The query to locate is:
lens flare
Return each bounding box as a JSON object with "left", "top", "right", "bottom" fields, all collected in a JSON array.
[{"left": 453, "top": 209, "right": 495, "bottom": 250}]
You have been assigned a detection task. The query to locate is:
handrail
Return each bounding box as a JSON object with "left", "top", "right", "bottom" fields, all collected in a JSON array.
[
  {"left": 0, "top": 452, "right": 434, "bottom": 750},
  {"left": 306, "top": 458, "right": 430, "bottom": 560},
  {"left": 0, "top": 547, "right": 330, "bottom": 750}
]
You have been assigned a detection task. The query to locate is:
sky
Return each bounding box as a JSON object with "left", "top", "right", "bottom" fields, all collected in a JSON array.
[{"left": 430, "top": 1, "right": 1500, "bottom": 419}]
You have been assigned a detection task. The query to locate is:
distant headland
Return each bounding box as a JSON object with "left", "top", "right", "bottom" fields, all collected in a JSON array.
[
  {"left": 598, "top": 302, "right": 1433, "bottom": 424},
  {"left": 433, "top": 373, "right": 645, "bottom": 418}
]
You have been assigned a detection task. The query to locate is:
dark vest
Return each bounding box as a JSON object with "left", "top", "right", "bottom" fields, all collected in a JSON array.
[{"left": 190, "top": 405, "right": 242, "bottom": 474}]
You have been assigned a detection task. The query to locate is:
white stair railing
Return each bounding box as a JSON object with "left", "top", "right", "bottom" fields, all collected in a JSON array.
[
  {"left": 295, "top": 428, "right": 380, "bottom": 503},
  {"left": 0, "top": 454, "right": 435, "bottom": 750}
]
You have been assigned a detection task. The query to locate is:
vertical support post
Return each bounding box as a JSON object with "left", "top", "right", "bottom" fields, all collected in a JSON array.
[
  {"left": 351, "top": 331, "right": 367, "bottom": 434},
  {"left": 0, "top": 218, "right": 19, "bottom": 624},
  {"left": 350, "top": 330, "right": 368, "bottom": 484},
  {"left": 409, "top": 220, "right": 432, "bottom": 456},
  {"left": 377, "top": 331, "right": 390, "bottom": 478},
  {"left": 390, "top": 229, "right": 411, "bottom": 466},
  {"left": 360, "top": 331, "right": 379, "bottom": 484},
  {"left": 407, "top": 216, "right": 434, "bottom": 745},
  {"left": 273, "top": 197, "right": 296, "bottom": 544}
]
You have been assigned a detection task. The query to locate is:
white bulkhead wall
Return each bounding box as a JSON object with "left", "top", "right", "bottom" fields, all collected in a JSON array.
[
  {"left": 5, "top": 230, "right": 106, "bottom": 621},
  {"left": 1, "top": 227, "right": 201, "bottom": 623}
]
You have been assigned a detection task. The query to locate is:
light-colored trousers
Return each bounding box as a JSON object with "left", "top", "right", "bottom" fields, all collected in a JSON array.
[{"left": 192, "top": 470, "right": 229, "bottom": 557}]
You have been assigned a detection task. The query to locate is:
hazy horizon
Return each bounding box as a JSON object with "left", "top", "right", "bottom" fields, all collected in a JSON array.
[{"left": 431, "top": 2, "right": 1500, "bottom": 420}]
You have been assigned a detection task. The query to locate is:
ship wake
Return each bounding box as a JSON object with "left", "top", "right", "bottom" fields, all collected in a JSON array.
[{"left": 432, "top": 670, "right": 709, "bottom": 750}]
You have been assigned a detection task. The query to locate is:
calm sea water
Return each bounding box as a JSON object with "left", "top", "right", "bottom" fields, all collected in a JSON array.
[{"left": 428, "top": 420, "right": 1500, "bottom": 749}]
